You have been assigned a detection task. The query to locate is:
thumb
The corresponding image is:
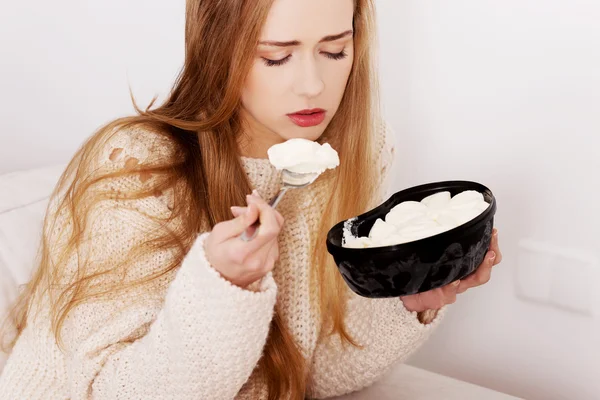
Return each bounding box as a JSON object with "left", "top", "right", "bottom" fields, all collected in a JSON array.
[
  {"left": 230, "top": 203, "right": 259, "bottom": 237},
  {"left": 230, "top": 206, "right": 247, "bottom": 218},
  {"left": 213, "top": 204, "right": 260, "bottom": 242}
]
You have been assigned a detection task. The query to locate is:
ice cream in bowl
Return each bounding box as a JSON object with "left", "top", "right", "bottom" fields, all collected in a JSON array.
[{"left": 326, "top": 181, "right": 497, "bottom": 298}]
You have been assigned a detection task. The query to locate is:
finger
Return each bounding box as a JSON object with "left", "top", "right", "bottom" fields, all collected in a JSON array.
[
  {"left": 231, "top": 206, "right": 247, "bottom": 218},
  {"left": 233, "top": 206, "right": 284, "bottom": 229},
  {"left": 242, "top": 237, "right": 279, "bottom": 275},
  {"left": 440, "top": 280, "right": 460, "bottom": 305},
  {"left": 491, "top": 230, "right": 503, "bottom": 265},
  {"left": 458, "top": 252, "right": 495, "bottom": 293},
  {"left": 473, "top": 263, "right": 493, "bottom": 287},
  {"left": 457, "top": 280, "right": 470, "bottom": 294},
  {"left": 246, "top": 192, "right": 265, "bottom": 207},
  {"left": 274, "top": 210, "right": 284, "bottom": 228},
  {"left": 267, "top": 239, "right": 280, "bottom": 262},
  {"left": 270, "top": 243, "right": 280, "bottom": 261},
  {"left": 212, "top": 203, "right": 259, "bottom": 242},
  {"left": 263, "top": 254, "right": 277, "bottom": 272},
  {"left": 419, "top": 288, "right": 447, "bottom": 310},
  {"left": 247, "top": 191, "right": 284, "bottom": 229},
  {"left": 400, "top": 293, "right": 426, "bottom": 313},
  {"left": 245, "top": 194, "right": 281, "bottom": 238},
  {"left": 225, "top": 196, "right": 282, "bottom": 260},
  {"left": 460, "top": 252, "right": 495, "bottom": 290}
]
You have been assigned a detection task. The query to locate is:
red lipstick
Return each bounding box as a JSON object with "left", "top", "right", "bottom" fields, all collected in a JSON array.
[{"left": 287, "top": 108, "right": 326, "bottom": 127}]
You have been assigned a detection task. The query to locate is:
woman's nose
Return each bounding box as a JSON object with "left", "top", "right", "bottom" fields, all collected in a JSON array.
[{"left": 293, "top": 58, "right": 325, "bottom": 99}]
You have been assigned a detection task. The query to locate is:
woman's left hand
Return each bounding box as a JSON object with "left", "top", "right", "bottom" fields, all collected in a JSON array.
[{"left": 400, "top": 228, "right": 503, "bottom": 313}]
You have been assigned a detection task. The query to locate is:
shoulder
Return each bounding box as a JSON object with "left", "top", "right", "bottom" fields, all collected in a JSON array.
[
  {"left": 87, "top": 121, "right": 178, "bottom": 175},
  {"left": 71, "top": 121, "right": 181, "bottom": 202},
  {"left": 44, "top": 123, "right": 184, "bottom": 278},
  {"left": 48, "top": 121, "right": 182, "bottom": 232}
]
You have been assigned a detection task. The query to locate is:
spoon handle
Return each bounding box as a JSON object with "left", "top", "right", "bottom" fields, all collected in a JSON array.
[
  {"left": 269, "top": 186, "right": 288, "bottom": 208},
  {"left": 240, "top": 187, "right": 289, "bottom": 242}
]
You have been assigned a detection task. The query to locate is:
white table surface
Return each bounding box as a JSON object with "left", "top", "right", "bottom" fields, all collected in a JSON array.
[{"left": 333, "top": 364, "right": 522, "bottom": 400}]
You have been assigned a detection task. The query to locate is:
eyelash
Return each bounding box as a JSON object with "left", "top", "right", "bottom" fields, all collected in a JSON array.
[
  {"left": 262, "top": 50, "right": 348, "bottom": 67},
  {"left": 324, "top": 49, "right": 348, "bottom": 61},
  {"left": 263, "top": 55, "right": 291, "bottom": 67}
]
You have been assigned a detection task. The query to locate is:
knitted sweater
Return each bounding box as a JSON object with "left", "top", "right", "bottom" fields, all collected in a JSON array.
[{"left": 0, "top": 123, "right": 443, "bottom": 399}]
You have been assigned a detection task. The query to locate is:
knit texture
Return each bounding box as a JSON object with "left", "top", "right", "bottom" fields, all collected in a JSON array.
[{"left": 0, "top": 123, "right": 443, "bottom": 399}]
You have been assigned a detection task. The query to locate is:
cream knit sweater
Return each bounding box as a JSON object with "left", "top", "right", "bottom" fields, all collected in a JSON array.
[{"left": 0, "top": 123, "right": 443, "bottom": 399}]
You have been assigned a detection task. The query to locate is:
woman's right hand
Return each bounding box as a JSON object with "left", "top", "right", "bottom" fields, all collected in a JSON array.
[{"left": 204, "top": 191, "right": 284, "bottom": 289}]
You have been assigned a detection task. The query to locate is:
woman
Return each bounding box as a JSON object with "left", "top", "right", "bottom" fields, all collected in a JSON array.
[{"left": 0, "top": 0, "right": 502, "bottom": 399}]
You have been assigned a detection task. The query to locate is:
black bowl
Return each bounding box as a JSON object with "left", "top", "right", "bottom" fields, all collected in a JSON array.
[{"left": 326, "top": 181, "right": 497, "bottom": 298}]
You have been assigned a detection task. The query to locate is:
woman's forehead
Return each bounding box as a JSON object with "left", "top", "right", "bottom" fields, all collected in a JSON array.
[{"left": 260, "top": 0, "right": 354, "bottom": 43}]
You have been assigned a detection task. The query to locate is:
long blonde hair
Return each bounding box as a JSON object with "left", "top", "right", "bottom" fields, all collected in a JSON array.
[{"left": 1, "top": 0, "right": 380, "bottom": 398}]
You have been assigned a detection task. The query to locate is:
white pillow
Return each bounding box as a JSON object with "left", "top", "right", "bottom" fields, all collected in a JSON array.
[
  {"left": 0, "top": 164, "right": 65, "bottom": 371},
  {"left": 0, "top": 256, "right": 18, "bottom": 371},
  {"left": 0, "top": 165, "right": 65, "bottom": 214}
]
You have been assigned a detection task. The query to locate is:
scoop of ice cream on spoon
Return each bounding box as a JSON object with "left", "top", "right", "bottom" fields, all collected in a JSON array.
[{"left": 240, "top": 138, "right": 340, "bottom": 241}]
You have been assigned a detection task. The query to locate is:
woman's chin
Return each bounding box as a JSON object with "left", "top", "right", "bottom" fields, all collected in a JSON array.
[{"left": 280, "top": 125, "right": 328, "bottom": 142}]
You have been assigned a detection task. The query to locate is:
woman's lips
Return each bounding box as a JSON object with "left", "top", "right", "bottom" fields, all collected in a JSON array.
[{"left": 287, "top": 109, "right": 326, "bottom": 127}]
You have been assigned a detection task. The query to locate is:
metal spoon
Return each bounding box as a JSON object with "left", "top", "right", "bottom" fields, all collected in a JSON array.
[{"left": 240, "top": 169, "right": 321, "bottom": 241}]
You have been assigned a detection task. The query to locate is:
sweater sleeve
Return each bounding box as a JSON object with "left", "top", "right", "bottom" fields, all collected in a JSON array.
[
  {"left": 308, "top": 121, "right": 445, "bottom": 398},
  {"left": 63, "top": 233, "right": 277, "bottom": 400},
  {"left": 46, "top": 128, "right": 277, "bottom": 400}
]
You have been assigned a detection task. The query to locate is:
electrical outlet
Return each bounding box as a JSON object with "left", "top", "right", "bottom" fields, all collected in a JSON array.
[
  {"left": 548, "top": 249, "right": 598, "bottom": 316},
  {"left": 516, "top": 238, "right": 599, "bottom": 316},
  {"left": 516, "top": 239, "right": 554, "bottom": 303}
]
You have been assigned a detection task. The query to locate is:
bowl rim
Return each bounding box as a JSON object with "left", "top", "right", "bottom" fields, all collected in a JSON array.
[{"left": 326, "top": 180, "right": 497, "bottom": 255}]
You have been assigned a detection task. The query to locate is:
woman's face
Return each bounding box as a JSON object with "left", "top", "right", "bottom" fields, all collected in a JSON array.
[{"left": 241, "top": 0, "right": 355, "bottom": 145}]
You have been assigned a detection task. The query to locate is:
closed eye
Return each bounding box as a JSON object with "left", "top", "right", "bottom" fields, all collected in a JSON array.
[
  {"left": 322, "top": 49, "right": 348, "bottom": 61},
  {"left": 262, "top": 55, "right": 292, "bottom": 67}
]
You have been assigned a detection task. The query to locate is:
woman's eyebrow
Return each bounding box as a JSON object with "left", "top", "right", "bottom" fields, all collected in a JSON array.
[
  {"left": 319, "top": 30, "right": 354, "bottom": 43},
  {"left": 258, "top": 30, "right": 354, "bottom": 47}
]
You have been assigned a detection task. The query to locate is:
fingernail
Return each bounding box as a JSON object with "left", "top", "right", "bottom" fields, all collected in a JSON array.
[
  {"left": 452, "top": 280, "right": 460, "bottom": 287},
  {"left": 252, "top": 189, "right": 261, "bottom": 198},
  {"left": 493, "top": 230, "right": 498, "bottom": 238},
  {"left": 489, "top": 251, "right": 496, "bottom": 261}
]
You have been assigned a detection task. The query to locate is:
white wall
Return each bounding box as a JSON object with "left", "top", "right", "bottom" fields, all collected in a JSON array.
[
  {"left": 1, "top": 1, "right": 599, "bottom": 399},
  {"left": 377, "top": 1, "right": 600, "bottom": 399},
  {"left": 0, "top": 0, "right": 185, "bottom": 173}
]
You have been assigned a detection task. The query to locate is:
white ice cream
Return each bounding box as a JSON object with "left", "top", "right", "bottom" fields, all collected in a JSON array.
[
  {"left": 267, "top": 138, "right": 340, "bottom": 174},
  {"left": 342, "top": 190, "right": 490, "bottom": 248}
]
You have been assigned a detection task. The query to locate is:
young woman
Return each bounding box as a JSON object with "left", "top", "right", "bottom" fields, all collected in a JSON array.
[{"left": 0, "top": 0, "right": 502, "bottom": 399}]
